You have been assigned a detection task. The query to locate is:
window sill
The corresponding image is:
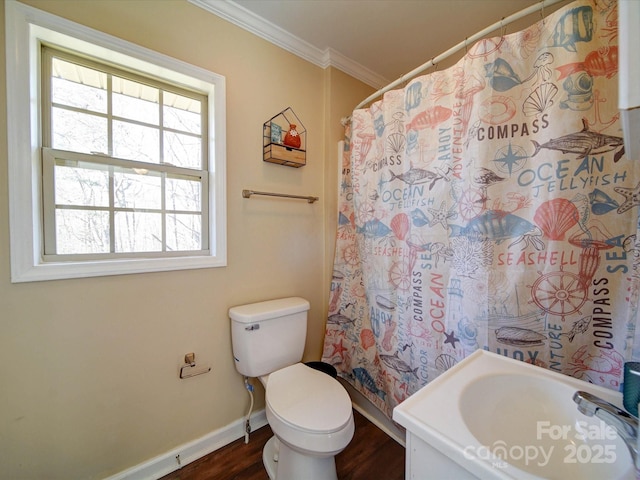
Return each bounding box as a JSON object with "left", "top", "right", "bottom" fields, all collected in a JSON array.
[{"left": 12, "top": 254, "right": 226, "bottom": 283}]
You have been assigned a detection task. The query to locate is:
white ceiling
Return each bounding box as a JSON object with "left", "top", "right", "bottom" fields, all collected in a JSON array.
[{"left": 191, "top": 0, "right": 571, "bottom": 89}]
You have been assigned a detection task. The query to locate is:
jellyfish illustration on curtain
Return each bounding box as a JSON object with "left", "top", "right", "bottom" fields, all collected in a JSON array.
[{"left": 322, "top": 0, "right": 640, "bottom": 418}]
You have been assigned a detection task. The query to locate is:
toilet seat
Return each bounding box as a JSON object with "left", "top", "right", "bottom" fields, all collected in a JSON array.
[{"left": 266, "top": 363, "right": 353, "bottom": 434}]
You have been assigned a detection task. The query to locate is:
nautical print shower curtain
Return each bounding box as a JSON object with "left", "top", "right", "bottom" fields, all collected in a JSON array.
[{"left": 322, "top": 0, "right": 640, "bottom": 418}]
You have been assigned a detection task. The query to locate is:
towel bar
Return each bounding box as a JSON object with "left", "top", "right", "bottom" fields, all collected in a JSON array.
[{"left": 242, "top": 189, "right": 319, "bottom": 203}]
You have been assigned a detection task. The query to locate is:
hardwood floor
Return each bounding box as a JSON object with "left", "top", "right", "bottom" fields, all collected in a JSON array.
[{"left": 159, "top": 410, "right": 405, "bottom": 480}]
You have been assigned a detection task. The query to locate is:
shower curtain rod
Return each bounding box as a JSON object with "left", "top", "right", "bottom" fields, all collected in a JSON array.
[{"left": 351, "top": 0, "right": 568, "bottom": 113}]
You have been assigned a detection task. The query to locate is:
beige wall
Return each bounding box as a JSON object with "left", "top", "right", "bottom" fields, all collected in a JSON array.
[{"left": 0, "top": 1, "right": 373, "bottom": 478}]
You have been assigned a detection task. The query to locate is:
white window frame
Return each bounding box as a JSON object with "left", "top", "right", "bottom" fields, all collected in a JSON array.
[{"left": 5, "top": 0, "right": 227, "bottom": 282}]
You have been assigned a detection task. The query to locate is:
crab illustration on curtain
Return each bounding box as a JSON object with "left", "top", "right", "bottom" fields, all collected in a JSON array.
[{"left": 323, "top": 0, "right": 640, "bottom": 418}]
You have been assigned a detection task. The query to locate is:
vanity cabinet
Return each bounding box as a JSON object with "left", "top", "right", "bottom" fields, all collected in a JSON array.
[{"left": 405, "top": 433, "right": 476, "bottom": 479}]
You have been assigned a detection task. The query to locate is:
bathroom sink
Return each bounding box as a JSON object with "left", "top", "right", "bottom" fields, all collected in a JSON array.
[{"left": 393, "top": 350, "right": 635, "bottom": 479}]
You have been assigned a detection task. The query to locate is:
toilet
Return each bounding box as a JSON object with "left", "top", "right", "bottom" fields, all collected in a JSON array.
[{"left": 229, "top": 297, "right": 354, "bottom": 480}]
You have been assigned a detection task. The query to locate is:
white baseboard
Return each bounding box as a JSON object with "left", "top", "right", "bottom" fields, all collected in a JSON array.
[
  {"left": 106, "top": 410, "right": 268, "bottom": 480},
  {"left": 338, "top": 378, "right": 406, "bottom": 447},
  {"left": 351, "top": 402, "right": 405, "bottom": 447},
  {"left": 106, "top": 386, "right": 404, "bottom": 480}
]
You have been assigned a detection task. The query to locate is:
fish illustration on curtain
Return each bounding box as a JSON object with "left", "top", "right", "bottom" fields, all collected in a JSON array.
[{"left": 322, "top": 0, "right": 640, "bottom": 418}]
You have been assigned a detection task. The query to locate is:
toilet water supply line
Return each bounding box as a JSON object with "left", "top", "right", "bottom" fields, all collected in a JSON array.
[{"left": 244, "top": 376, "right": 254, "bottom": 444}]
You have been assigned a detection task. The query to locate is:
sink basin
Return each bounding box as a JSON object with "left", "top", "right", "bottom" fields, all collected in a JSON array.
[
  {"left": 460, "top": 373, "right": 630, "bottom": 478},
  {"left": 393, "top": 350, "right": 636, "bottom": 479}
]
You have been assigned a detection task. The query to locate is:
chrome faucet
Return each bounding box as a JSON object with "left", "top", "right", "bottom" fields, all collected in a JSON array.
[{"left": 573, "top": 390, "right": 638, "bottom": 467}]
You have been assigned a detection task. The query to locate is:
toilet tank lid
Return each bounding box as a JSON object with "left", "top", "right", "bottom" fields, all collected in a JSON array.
[{"left": 229, "top": 297, "right": 310, "bottom": 323}]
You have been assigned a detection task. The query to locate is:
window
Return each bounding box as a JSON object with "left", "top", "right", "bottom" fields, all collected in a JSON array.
[{"left": 5, "top": 1, "right": 226, "bottom": 282}]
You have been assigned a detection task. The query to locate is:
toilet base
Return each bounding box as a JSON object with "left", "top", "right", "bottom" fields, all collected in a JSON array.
[
  {"left": 262, "top": 435, "right": 338, "bottom": 480},
  {"left": 263, "top": 436, "right": 278, "bottom": 480}
]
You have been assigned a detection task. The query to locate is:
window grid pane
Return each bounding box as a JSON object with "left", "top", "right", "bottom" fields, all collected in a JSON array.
[
  {"left": 112, "top": 76, "right": 159, "bottom": 125},
  {"left": 113, "top": 120, "right": 160, "bottom": 163},
  {"left": 114, "top": 211, "right": 163, "bottom": 253},
  {"left": 113, "top": 169, "right": 162, "bottom": 210},
  {"left": 167, "top": 213, "right": 202, "bottom": 251},
  {"left": 55, "top": 209, "right": 110, "bottom": 254},
  {"left": 51, "top": 57, "right": 108, "bottom": 113},
  {"left": 54, "top": 162, "right": 110, "bottom": 207},
  {"left": 52, "top": 108, "right": 108, "bottom": 154}
]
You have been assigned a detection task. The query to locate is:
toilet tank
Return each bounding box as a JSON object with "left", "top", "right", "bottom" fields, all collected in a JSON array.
[{"left": 229, "top": 297, "right": 310, "bottom": 378}]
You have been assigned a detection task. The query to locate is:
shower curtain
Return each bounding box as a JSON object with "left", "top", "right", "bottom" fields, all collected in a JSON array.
[{"left": 322, "top": 0, "right": 640, "bottom": 418}]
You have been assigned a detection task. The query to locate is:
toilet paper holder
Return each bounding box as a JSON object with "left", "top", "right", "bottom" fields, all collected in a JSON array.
[{"left": 180, "top": 352, "right": 211, "bottom": 379}]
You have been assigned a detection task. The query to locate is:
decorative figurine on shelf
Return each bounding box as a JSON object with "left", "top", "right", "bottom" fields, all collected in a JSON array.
[
  {"left": 270, "top": 122, "right": 282, "bottom": 144},
  {"left": 283, "top": 124, "right": 301, "bottom": 149}
]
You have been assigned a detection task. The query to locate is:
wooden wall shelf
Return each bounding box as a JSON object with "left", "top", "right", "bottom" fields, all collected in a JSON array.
[{"left": 263, "top": 107, "right": 306, "bottom": 168}]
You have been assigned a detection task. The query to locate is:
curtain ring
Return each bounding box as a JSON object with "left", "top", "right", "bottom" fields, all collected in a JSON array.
[
  {"left": 540, "top": 0, "right": 545, "bottom": 25},
  {"left": 500, "top": 17, "right": 506, "bottom": 37},
  {"left": 431, "top": 57, "right": 438, "bottom": 71},
  {"left": 464, "top": 37, "right": 468, "bottom": 53}
]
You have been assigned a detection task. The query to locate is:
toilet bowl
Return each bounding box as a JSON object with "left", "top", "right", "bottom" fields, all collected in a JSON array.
[{"left": 261, "top": 363, "right": 354, "bottom": 480}]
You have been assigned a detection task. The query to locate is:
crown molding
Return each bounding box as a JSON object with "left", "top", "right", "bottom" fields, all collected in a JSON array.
[
  {"left": 324, "top": 47, "right": 388, "bottom": 89},
  {"left": 188, "top": 0, "right": 388, "bottom": 89}
]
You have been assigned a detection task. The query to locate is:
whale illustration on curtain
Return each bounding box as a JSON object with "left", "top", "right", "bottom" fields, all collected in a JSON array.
[{"left": 322, "top": 0, "right": 640, "bottom": 417}]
